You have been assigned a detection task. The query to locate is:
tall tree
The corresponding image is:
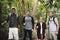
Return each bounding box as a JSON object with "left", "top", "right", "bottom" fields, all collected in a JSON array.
[
  {"left": 21, "top": 0, "right": 25, "bottom": 16},
  {"left": 32, "top": 0, "right": 38, "bottom": 17}
]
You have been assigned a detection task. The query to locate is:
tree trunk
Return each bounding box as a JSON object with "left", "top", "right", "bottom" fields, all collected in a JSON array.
[
  {"left": 19, "top": 0, "right": 25, "bottom": 40},
  {"left": 21, "top": 0, "right": 25, "bottom": 16},
  {"left": 32, "top": 0, "right": 38, "bottom": 17}
]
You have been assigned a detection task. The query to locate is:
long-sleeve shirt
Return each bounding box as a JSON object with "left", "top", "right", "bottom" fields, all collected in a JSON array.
[{"left": 23, "top": 16, "right": 34, "bottom": 30}]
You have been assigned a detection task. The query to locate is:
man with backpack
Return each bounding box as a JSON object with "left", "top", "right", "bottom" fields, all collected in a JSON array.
[
  {"left": 2, "top": 8, "right": 20, "bottom": 40},
  {"left": 48, "top": 11, "right": 59, "bottom": 40}
]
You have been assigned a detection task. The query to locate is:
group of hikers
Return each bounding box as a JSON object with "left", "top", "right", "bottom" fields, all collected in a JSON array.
[{"left": 1, "top": 8, "right": 60, "bottom": 40}]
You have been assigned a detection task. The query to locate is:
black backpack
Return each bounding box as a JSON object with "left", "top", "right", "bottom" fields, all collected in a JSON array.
[{"left": 48, "top": 17, "right": 57, "bottom": 26}]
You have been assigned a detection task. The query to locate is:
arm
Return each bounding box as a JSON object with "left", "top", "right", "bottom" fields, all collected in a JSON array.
[
  {"left": 17, "top": 16, "right": 20, "bottom": 28},
  {"left": 32, "top": 17, "right": 34, "bottom": 29},
  {"left": 44, "top": 23, "right": 47, "bottom": 36},
  {"left": 1, "top": 21, "right": 7, "bottom": 25},
  {"left": 1, "top": 15, "right": 9, "bottom": 25},
  {"left": 44, "top": 23, "right": 46, "bottom": 29},
  {"left": 36, "top": 22, "right": 38, "bottom": 29},
  {"left": 23, "top": 17, "right": 25, "bottom": 25},
  {"left": 55, "top": 18, "right": 59, "bottom": 31}
]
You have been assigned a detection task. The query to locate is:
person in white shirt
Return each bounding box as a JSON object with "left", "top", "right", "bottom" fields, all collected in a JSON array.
[{"left": 48, "top": 11, "right": 59, "bottom": 40}]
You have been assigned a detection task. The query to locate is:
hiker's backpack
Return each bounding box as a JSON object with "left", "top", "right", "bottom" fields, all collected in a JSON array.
[
  {"left": 48, "top": 17, "right": 57, "bottom": 26},
  {"left": 8, "top": 13, "right": 19, "bottom": 27}
]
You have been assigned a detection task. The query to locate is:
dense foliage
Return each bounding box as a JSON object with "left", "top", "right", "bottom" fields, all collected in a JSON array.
[{"left": 0, "top": 0, "right": 60, "bottom": 40}]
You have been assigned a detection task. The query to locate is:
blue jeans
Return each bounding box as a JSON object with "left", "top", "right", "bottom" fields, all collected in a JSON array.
[{"left": 23, "top": 29, "right": 32, "bottom": 40}]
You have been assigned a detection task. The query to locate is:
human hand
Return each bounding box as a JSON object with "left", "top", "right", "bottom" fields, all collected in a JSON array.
[
  {"left": 55, "top": 31, "right": 58, "bottom": 35},
  {"left": 1, "top": 23, "right": 4, "bottom": 26}
]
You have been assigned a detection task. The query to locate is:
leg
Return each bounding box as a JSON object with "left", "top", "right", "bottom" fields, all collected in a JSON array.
[
  {"left": 8, "top": 28, "right": 13, "bottom": 40},
  {"left": 49, "top": 31, "right": 52, "bottom": 40},
  {"left": 51, "top": 32, "right": 57, "bottom": 40},
  {"left": 28, "top": 30, "right": 32, "bottom": 40},
  {"left": 37, "top": 38, "right": 41, "bottom": 40},
  {"left": 41, "top": 34, "right": 43, "bottom": 40},
  {"left": 23, "top": 29, "right": 27, "bottom": 40},
  {"left": 13, "top": 28, "right": 19, "bottom": 40},
  {"left": 37, "top": 32, "right": 41, "bottom": 40},
  {"left": 37, "top": 36, "right": 40, "bottom": 40}
]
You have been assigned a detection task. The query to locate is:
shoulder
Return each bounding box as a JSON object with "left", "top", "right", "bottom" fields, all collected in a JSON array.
[
  {"left": 30, "top": 16, "right": 34, "bottom": 20},
  {"left": 8, "top": 13, "right": 11, "bottom": 16},
  {"left": 23, "top": 16, "right": 26, "bottom": 19},
  {"left": 54, "top": 17, "right": 58, "bottom": 21},
  {"left": 55, "top": 17, "right": 57, "bottom": 19},
  {"left": 53, "top": 17, "right": 57, "bottom": 20},
  {"left": 16, "top": 13, "right": 18, "bottom": 16},
  {"left": 8, "top": 13, "right": 12, "bottom": 17}
]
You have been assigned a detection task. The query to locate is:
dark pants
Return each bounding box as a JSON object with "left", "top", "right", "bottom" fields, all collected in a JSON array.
[{"left": 23, "top": 29, "right": 32, "bottom": 40}]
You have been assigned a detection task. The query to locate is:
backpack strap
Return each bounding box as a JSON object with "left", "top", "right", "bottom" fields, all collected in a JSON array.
[
  {"left": 8, "top": 13, "right": 18, "bottom": 18},
  {"left": 48, "top": 17, "right": 57, "bottom": 26},
  {"left": 9, "top": 13, "right": 11, "bottom": 16},
  {"left": 16, "top": 13, "right": 18, "bottom": 18},
  {"left": 53, "top": 17, "right": 57, "bottom": 26},
  {"left": 48, "top": 18, "right": 50, "bottom": 25}
]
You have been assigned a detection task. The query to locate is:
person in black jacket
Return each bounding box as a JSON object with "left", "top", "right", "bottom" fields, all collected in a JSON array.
[
  {"left": 2, "top": 8, "right": 20, "bottom": 40},
  {"left": 36, "top": 16, "right": 46, "bottom": 40},
  {"left": 23, "top": 11, "right": 34, "bottom": 40}
]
